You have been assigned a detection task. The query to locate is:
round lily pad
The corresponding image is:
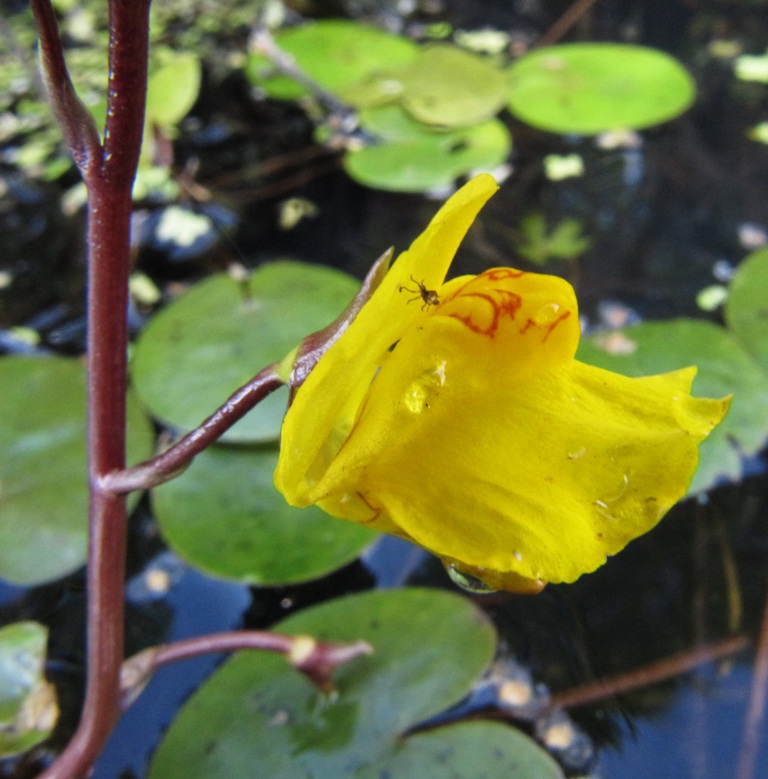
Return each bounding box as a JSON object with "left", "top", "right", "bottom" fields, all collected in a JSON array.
[
  {"left": 507, "top": 43, "right": 695, "bottom": 134},
  {"left": 400, "top": 45, "right": 508, "bottom": 128},
  {"left": 725, "top": 246, "right": 768, "bottom": 374},
  {"left": 577, "top": 319, "right": 768, "bottom": 493},
  {"left": 131, "top": 261, "right": 361, "bottom": 443},
  {"left": 345, "top": 105, "right": 511, "bottom": 192},
  {"left": 0, "top": 356, "right": 155, "bottom": 585},
  {"left": 0, "top": 622, "right": 57, "bottom": 758},
  {"left": 146, "top": 51, "right": 201, "bottom": 129},
  {"left": 355, "top": 722, "right": 562, "bottom": 779},
  {"left": 246, "top": 20, "right": 418, "bottom": 103},
  {"left": 149, "top": 588, "right": 561, "bottom": 778},
  {"left": 152, "top": 445, "right": 376, "bottom": 585}
]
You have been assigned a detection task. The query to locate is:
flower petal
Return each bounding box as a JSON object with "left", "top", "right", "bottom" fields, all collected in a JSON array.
[
  {"left": 307, "top": 269, "right": 729, "bottom": 587},
  {"left": 275, "top": 174, "right": 499, "bottom": 504}
]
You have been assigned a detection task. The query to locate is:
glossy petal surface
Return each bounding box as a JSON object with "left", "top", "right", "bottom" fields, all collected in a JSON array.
[{"left": 275, "top": 176, "right": 729, "bottom": 591}]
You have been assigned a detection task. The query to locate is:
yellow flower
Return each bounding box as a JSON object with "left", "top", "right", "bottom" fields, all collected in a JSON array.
[{"left": 274, "top": 174, "right": 730, "bottom": 593}]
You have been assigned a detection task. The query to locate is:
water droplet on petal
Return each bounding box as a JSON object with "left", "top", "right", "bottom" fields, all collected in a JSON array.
[
  {"left": 444, "top": 562, "right": 498, "bottom": 594},
  {"left": 404, "top": 381, "right": 429, "bottom": 414},
  {"left": 404, "top": 362, "right": 447, "bottom": 414},
  {"left": 532, "top": 302, "right": 562, "bottom": 326}
]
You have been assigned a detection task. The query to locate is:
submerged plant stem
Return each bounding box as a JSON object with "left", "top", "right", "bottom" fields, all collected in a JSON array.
[
  {"left": 251, "top": 26, "right": 355, "bottom": 120},
  {"left": 549, "top": 633, "right": 749, "bottom": 711},
  {"left": 735, "top": 577, "right": 768, "bottom": 779},
  {"left": 534, "top": 0, "right": 602, "bottom": 48}
]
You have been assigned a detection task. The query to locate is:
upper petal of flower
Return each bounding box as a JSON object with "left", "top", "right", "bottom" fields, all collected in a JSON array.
[{"left": 275, "top": 174, "right": 499, "bottom": 504}]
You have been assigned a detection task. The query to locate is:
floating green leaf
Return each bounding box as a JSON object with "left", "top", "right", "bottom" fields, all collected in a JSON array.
[
  {"left": 152, "top": 446, "right": 376, "bottom": 585},
  {"left": 507, "top": 44, "right": 695, "bottom": 134},
  {"left": 246, "top": 20, "right": 418, "bottom": 103},
  {"left": 131, "top": 261, "right": 360, "bottom": 443},
  {"left": 149, "top": 589, "right": 562, "bottom": 779},
  {"left": 0, "top": 357, "right": 154, "bottom": 585},
  {"left": 399, "top": 45, "right": 508, "bottom": 128},
  {"left": 140, "top": 50, "right": 201, "bottom": 168},
  {"left": 355, "top": 722, "right": 561, "bottom": 778},
  {"left": 146, "top": 51, "right": 201, "bottom": 128},
  {"left": 577, "top": 319, "right": 768, "bottom": 493},
  {"left": 725, "top": 246, "right": 768, "bottom": 374},
  {"left": 0, "top": 622, "right": 57, "bottom": 758},
  {"left": 344, "top": 105, "right": 511, "bottom": 192}
]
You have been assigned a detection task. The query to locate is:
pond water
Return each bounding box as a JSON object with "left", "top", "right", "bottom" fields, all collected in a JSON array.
[{"left": 2, "top": 0, "right": 768, "bottom": 777}]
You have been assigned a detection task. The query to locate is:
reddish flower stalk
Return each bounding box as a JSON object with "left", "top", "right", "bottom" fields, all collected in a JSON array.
[
  {"left": 101, "top": 363, "right": 285, "bottom": 493},
  {"left": 31, "top": 1, "right": 152, "bottom": 777},
  {"left": 120, "top": 632, "right": 374, "bottom": 711}
]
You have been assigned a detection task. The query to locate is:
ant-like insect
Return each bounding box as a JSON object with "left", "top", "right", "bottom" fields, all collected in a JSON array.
[{"left": 398, "top": 275, "right": 440, "bottom": 311}]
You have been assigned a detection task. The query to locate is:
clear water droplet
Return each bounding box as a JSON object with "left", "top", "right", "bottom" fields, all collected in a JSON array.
[
  {"left": 444, "top": 562, "right": 498, "bottom": 594},
  {"left": 403, "top": 362, "right": 447, "bottom": 414},
  {"left": 404, "top": 380, "right": 429, "bottom": 414},
  {"left": 532, "top": 302, "right": 562, "bottom": 326}
]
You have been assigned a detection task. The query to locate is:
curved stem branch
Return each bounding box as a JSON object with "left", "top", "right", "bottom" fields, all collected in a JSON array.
[
  {"left": 101, "top": 364, "right": 285, "bottom": 494},
  {"left": 31, "top": 0, "right": 102, "bottom": 176},
  {"left": 120, "top": 632, "right": 373, "bottom": 710}
]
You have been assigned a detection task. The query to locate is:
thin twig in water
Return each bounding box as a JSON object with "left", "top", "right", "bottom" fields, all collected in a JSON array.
[
  {"left": 548, "top": 634, "right": 749, "bottom": 711},
  {"left": 533, "top": 0, "right": 602, "bottom": 49},
  {"left": 251, "top": 26, "right": 356, "bottom": 124},
  {"left": 735, "top": 579, "right": 768, "bottom": 779}
]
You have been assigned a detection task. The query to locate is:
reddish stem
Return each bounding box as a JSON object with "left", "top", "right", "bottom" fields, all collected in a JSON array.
[
  {"left": 101, "top": 363, "right": 284, "bottom": 493},
  {"left": 31, "top": 1, "right": 152, "bottom": 777},
  {"left": 31, "top": 0, "right": 101, "bottom": 175},
  {"left": 102, "top": 247, "right": 393, "bottom": 495},
  {"left": 120, "top": 632, "right": 373, "bottom": 710}
]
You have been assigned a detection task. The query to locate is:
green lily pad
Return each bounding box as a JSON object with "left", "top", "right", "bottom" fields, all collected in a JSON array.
[
  {"left": 152, "top": 445, "right": 376, "bottom": 585},
  {"left": 146, "top": 51, "right": 201, "bottom": 128},
  {"left": 356, "top": 721, "right": 562, "bottom": 778},
  {"left": 140, "top": 51, "right": 202, "bottom": 169},
  {"left": 246, "top": 20, "right": 418, "bottom": 103},
  {"left": 149, "top": 588, "right": 562, "bottom": 778},
  {"left": 399, "top": 45, "right": 508, "bottom": 128},
  {"left": 131, "top": 261, "right": 360, "bottom": 443},
  {"left": 577, "top": 319, "right": 768, "bottom": 493},
  {"left": 0, "top": 622, "right": 57, "bottom": 758},
  {"left": 0, "top": 357, "right": 154, "bottom": 585},
  {"left": 345, "top": 105, "right": 511, "bottom": 192},
  {"left": 507, "top": 43, "right": 695, "bottom": 134},
  {"left": 725, "top": 246, "right": 768, "bottom": 374}
]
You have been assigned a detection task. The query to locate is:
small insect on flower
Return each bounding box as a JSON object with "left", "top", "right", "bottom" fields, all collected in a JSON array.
[{"left": 398, "top": 276, "right": 440, "bottom": 311}]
